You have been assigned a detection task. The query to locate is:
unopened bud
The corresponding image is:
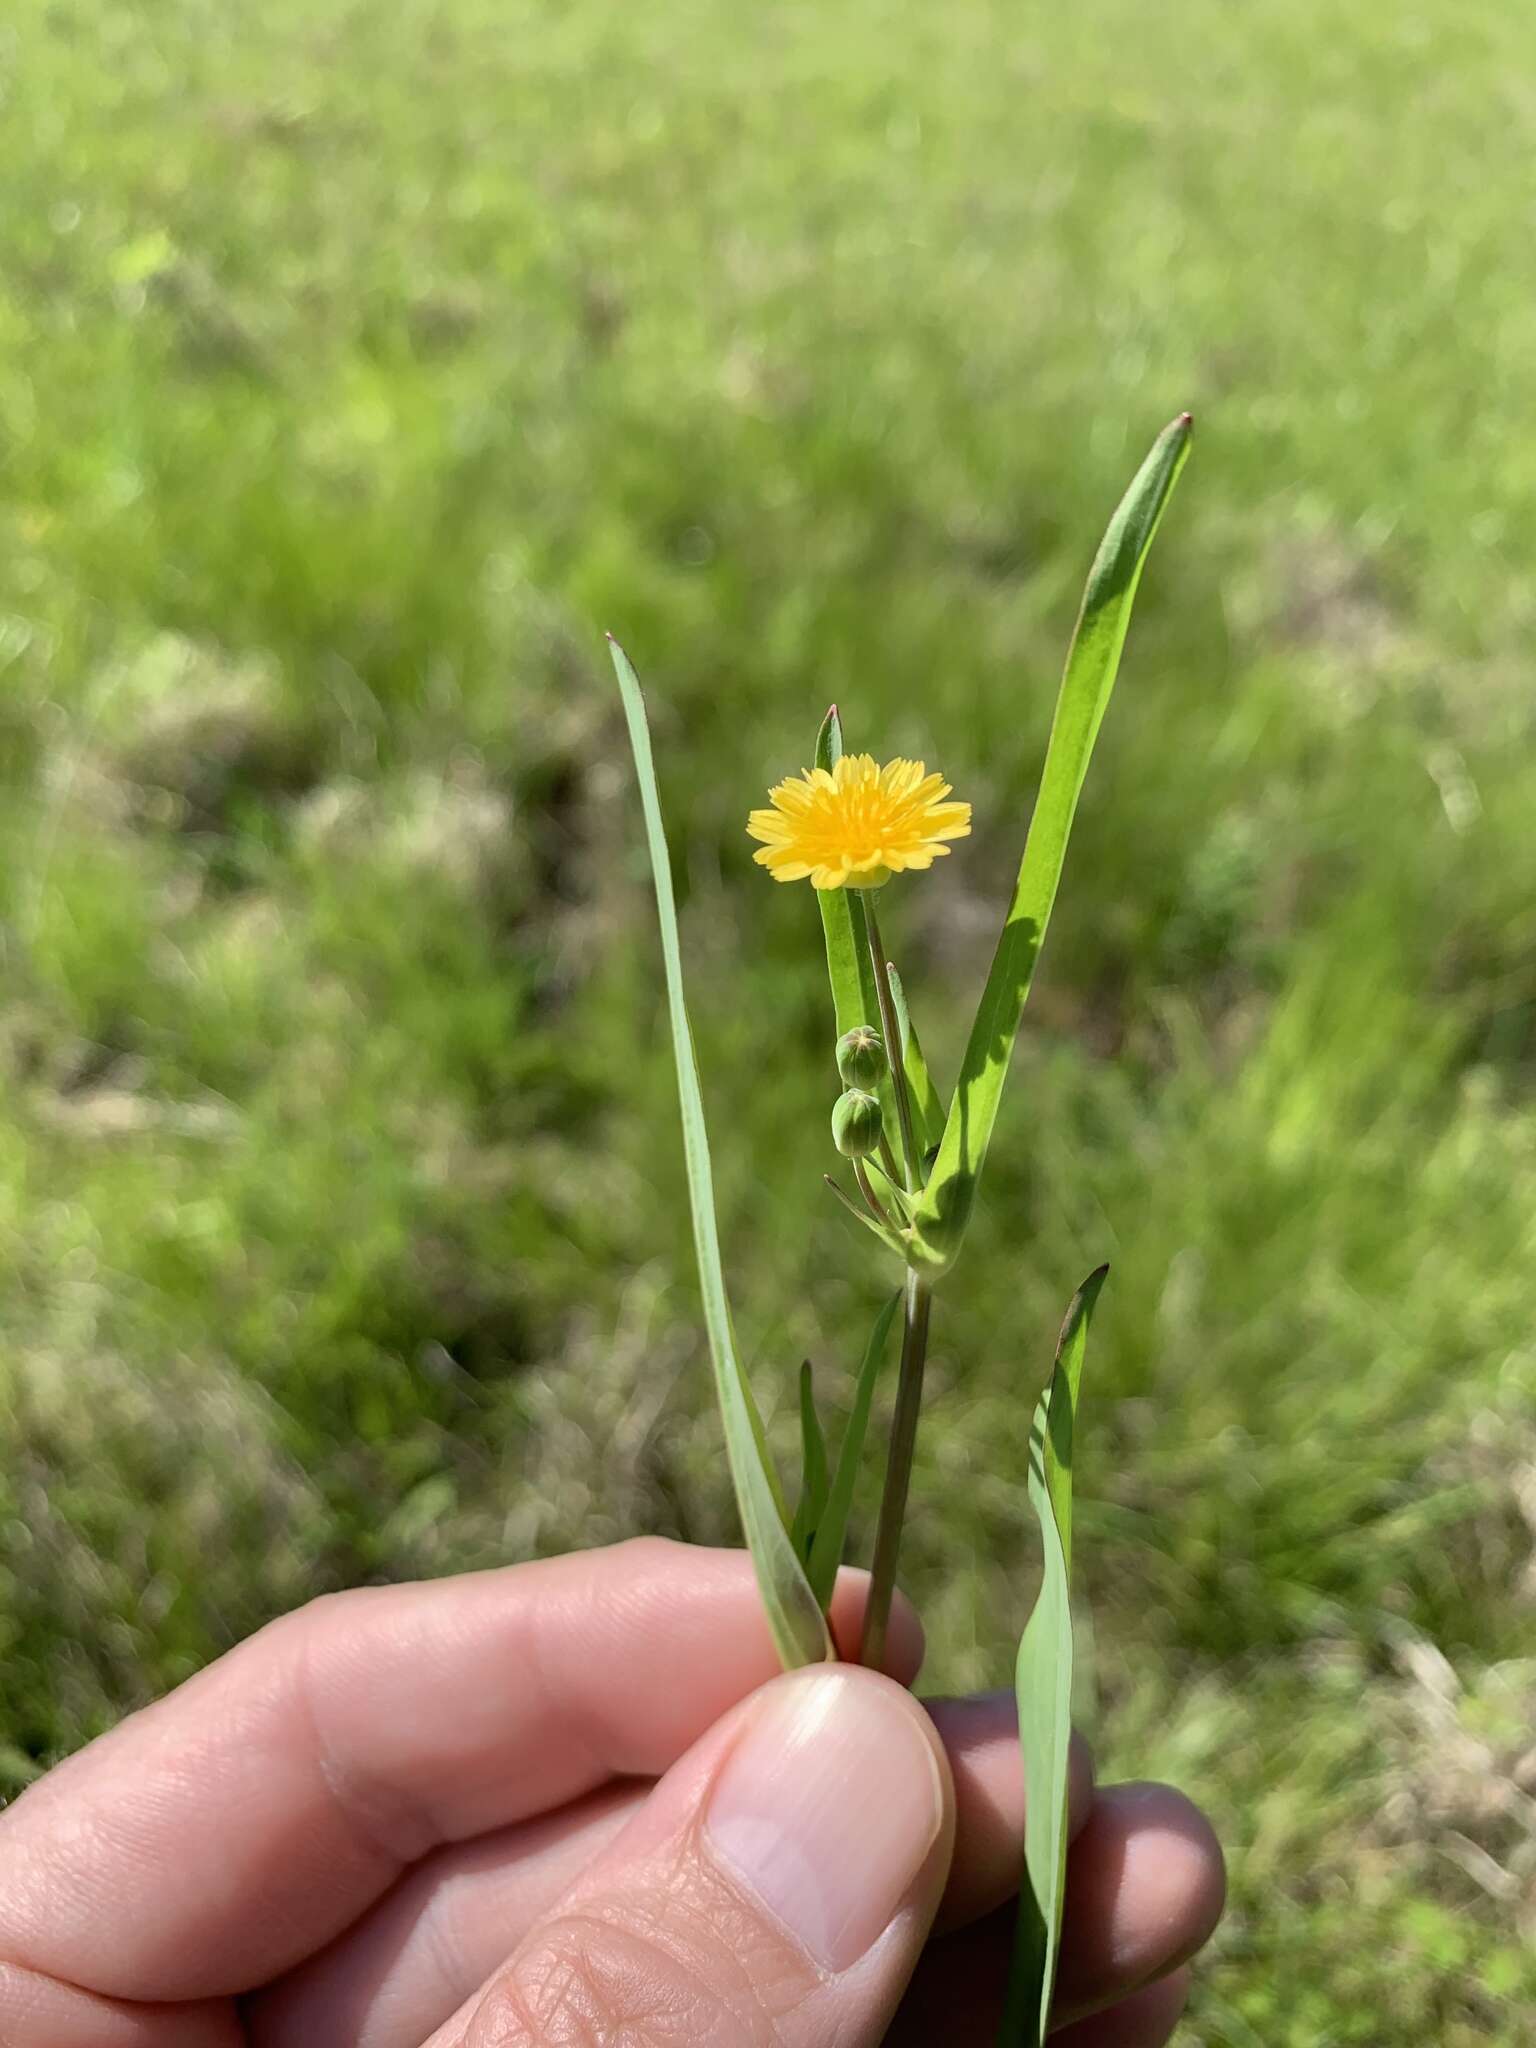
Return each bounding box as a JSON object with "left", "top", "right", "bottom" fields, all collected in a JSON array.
[
  {"left": 831, "top": 1088, "right": 884, "bottom": 1158},
  {"left": 836, "top": 1025, "right": 886, "bottom": 1091}
]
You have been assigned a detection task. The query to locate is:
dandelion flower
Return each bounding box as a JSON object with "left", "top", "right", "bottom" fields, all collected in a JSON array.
[{"left": 747, "top": 752, "right": 971, "bottom": 889}]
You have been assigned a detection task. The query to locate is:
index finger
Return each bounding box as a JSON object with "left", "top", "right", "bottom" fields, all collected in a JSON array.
[{"left": 0, "top": 1539, "right": 921, "bottom": 2004}]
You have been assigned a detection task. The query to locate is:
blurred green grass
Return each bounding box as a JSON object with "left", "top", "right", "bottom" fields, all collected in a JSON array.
[{"left": 3, "top": 0, "right": 1535, "bottom": 2037}]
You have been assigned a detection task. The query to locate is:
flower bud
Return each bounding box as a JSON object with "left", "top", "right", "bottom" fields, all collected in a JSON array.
[
  {"left": 831, "top": 1088, "right": 884, "bottom": 1159},
  {"left": 836, "top": 1025, "right": 886, "bottom": 1091}
]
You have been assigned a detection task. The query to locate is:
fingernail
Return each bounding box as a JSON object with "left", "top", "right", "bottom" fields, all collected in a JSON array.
[{"left": 704, "top": 1669, "right": 944, "bottom": 1971}]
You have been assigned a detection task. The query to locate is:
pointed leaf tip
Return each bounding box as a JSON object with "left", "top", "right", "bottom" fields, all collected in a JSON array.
[{"left": 911, "top": 416, "right": 1191, "bottom": 1279}]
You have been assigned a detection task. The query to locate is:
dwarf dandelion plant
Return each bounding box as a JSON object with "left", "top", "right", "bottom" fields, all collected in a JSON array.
[{"left": 610, "top": 410, "right": 1192, "bottom": 2042}]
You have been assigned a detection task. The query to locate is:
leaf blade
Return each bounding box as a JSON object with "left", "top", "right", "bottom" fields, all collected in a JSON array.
[
  {"left": 813, "top": 706, "right": 885, "bottom": 1046},
  {"left": 886, "top": 962, "right": 946, "bottom": 1160},
  {"left": 915, "top": 416, "right": 1192, "bottom": 1273},
  {"left": 609, "top": 636, "right": 831, "bottom": 1668},
  {"left": 806, "top": 1290, "right": 902, "bottom": 1607},
  {"left": 791, "top": 1361, "right": 831, "bottom": 1562},
  {"left": 1000, "top": 1265, "right": 1108, "bottom": 2047}
]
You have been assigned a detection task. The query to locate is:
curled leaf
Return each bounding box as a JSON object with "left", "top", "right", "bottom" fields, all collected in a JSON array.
[{"left": 1000, "top": 1265, "right": 1108, "bottom": 2046}]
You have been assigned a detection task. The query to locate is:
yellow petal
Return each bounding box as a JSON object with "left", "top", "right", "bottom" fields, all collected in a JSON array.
[{"left": 746, "top": 749, "right": 970, "bottom": 888}]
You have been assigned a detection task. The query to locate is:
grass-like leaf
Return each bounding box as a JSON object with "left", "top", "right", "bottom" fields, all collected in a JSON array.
[
  {"left": 1000, "top": 1265, "right": 1108, "bottom": 2047},
  {"left": 609, "top": 636, "right": 832, "bottom": 1668},
  {"left": 791, "top": 1361, "right": 831, "bottom": 1563},
  {"left": 863, "top": 1153, "right": 915, "bottom": 1224},
  {"left": 886, "top": 962, "right": 946, "bottom": 1160},
  {"left": 913, "top": 416, "right": 1192, "bottom": 1275},
  {"left": 807, "top": 1289, "right": 901, "bottom": 1607},
  {"left": 813, "top": 704, "right": 884, "bottom": 1041},
  {"left": 822, "top": 1171, "right": 909, "bottom": 1259}
]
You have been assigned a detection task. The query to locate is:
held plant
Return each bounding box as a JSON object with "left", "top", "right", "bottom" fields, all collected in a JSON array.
[{"left": 608, "top": 412, "right": 1191, "bottom": 2043}]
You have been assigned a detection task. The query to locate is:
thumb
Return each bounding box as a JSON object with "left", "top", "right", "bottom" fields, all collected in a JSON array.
[{"left": 430, "top": 1665, "right": 954, "bottom": 2047}]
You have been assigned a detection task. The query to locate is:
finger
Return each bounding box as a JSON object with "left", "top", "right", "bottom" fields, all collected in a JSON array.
[
  {"left": 889, "top": 1929, "right": 1195, "bottom": 2044},
  {"left": 0, "top": 1541, "right": 921, "bottom": 2004},
  {"left": 1052, "top": 1968, "right": 1192, "bottom": 2045},
  {"left": 881, "top": 1783, "right": 1224, "bottom": 2042},
  {"left": 247, "top": 1788, "right": 639, "bottom": 2048},
  {"left": 422, "top": 1666, "right": 953, "bottom": 2048},
  {"left": 0, "top": 1963, "right": 237, "bottom": 2048},
  {"left": 248, "top": 1689, "right": 1093, "bottom": 2047},
  {"left": 924, "top": 1693, "right": 1095, "bottom": 1933},
  {"left": 1054, "top": 1783, "right": 1225, "bottom": 2014}
]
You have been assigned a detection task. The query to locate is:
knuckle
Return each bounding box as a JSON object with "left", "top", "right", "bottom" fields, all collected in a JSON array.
[
  {"left": 243, "top": 1582, "right": 369, "bottom": 1667},
  {"left": 608, "top": 1533, "right": 689, "bottom": 1574}
]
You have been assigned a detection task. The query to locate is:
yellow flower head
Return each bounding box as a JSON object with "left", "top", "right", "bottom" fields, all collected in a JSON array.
[{"left": 747, "top": 752, "right": 972, "bottom": 890}]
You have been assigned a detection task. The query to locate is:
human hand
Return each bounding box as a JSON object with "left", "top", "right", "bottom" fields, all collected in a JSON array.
[{"left": 0, "top": 1539, "right": 1222, "bottom": 2045}]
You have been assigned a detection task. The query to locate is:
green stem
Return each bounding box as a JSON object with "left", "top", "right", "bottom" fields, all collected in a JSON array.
[
  {"left": 877, "top": 1131, "right": 902, "bottom": 1190},
  {"left": 860, "top": 1269, "right": 933, "bottom": 1671},
  {"left": 859, "top": 890, "right": 919, "bottom": 1191}
]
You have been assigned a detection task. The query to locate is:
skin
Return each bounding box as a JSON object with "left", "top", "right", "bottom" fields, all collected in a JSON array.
[{"left": 0, "top": 1539, "right": 1224, "bottom": 2046}]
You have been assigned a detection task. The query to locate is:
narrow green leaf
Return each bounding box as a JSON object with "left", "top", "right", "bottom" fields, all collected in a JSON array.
[
  {"left": 914, "top": 416, "right": 1192, "bottom": 1275},
  {"left": 823, "top": 1175, "right": 909, "bottom": 1261},
  {"left": 791, "top": 1361, "right": 831, "bottom": 1562},
  {"left": 862, "top": 1153, "right": 914, "bottom": 1224},
  {"left": 813, "top": 706, "right": 884, "bottom": 1045},
  {"left": 809, "top": 705, "right": 929, "bottom": 1169},
  {"left": 886, "top": 963, "right": 946, "bottom": 1159},
  {"left": 1000, "top": 1265, "right": 1108, "bottom": 2048},
  {"left": 722, "top": 1297, "right": 790, "bottom": 1525},
  {"left": 807, "top": 1291, "right": 902, "bottom": 1607},
  {"left": 609, "top": 636, "right": 831, "bottom": 1668}
]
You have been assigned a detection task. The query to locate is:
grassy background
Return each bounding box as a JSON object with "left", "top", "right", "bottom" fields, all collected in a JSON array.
[{"left": 4, "top": 0, "right": 1535, "bottom": 2037}]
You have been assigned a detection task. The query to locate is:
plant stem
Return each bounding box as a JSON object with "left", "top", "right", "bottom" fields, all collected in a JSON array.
[
  {"left": 860, "top": 1267, "right": 933, "bottom": 1671},
  {"left": 858, "top": 890, "right": 919, "bottom": 1191},
  {"left": 877, "top": 1131, "right": 902, "bottom": 1189}
]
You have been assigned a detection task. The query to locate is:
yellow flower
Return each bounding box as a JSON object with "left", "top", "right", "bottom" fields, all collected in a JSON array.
[{"left": 747, "top": 753, "right": 971, "bottom": 889}]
